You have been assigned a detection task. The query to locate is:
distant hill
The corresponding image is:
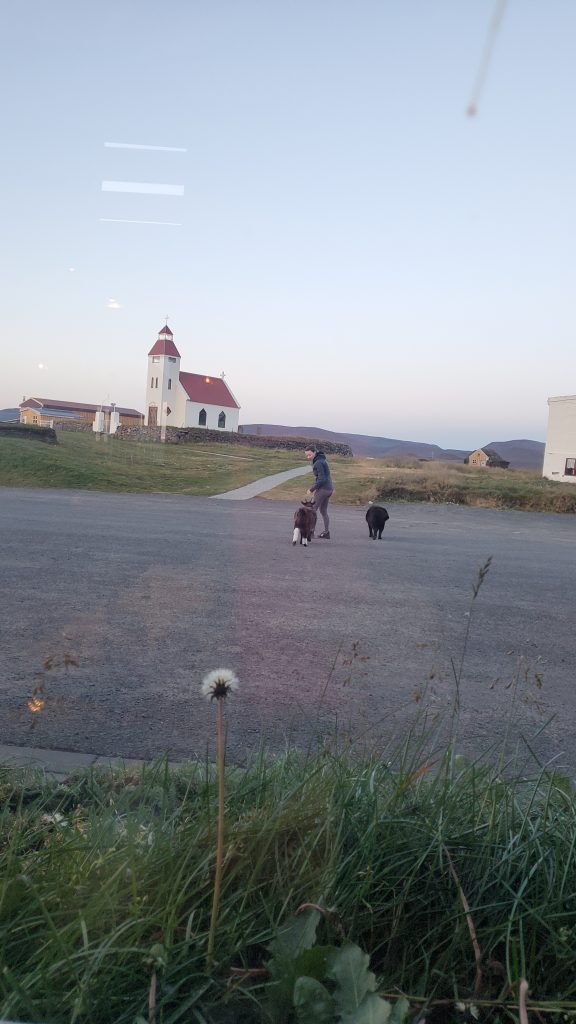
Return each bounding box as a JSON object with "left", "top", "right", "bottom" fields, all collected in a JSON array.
[
  {"left": 240, "top": 424, "right": 545, "bottom": 470},
  {"left": 0, "top": 408, "right": 20, "bottom": 422}
]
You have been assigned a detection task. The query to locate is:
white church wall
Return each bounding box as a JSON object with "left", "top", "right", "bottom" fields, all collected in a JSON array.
[
  {"left": 543, "top": 395, "right": 576, "bottom": 482},
  {"left": 184, "top": 401, "right": 239, "bottom": 432},
  {"left": 170, "top": 383, "right": 187, "bottom": 426}
]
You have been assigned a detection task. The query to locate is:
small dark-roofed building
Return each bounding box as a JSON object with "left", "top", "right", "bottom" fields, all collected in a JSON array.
[{"left": 465, "top": 446, "right": 510, "bottom": 469}]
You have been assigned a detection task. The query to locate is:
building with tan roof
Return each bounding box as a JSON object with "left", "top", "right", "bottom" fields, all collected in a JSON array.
[{"left": 20, "top": 397, "right": 143, "bottom": 429}]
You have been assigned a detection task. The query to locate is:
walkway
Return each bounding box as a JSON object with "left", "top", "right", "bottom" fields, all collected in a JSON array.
[
  {"left": 211, "top": 464, "right": 311, "bottom": 499},
  {"left": 0, "top": 741, "right": 148, "bottom": 781}
]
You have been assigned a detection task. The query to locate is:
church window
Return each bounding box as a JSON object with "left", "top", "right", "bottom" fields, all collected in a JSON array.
[
  {"left": 565, "top": 458, "right": 576, "bottom": 476},
  {"left": 198, "top": 408, "right": 207, "bottom": 426},
  {"left": 218, "top": 411, "right": 226, "bottom": 428},
  {"left": 168, "top": 357, "right": 176, "bottom": 363},
  {"left": 168, "top": 379, "right": 172, "bottom": 390},
  {"left": 152, "top": 356, "right": 160, "bottom": 363},
  {"left": 155, "top": 378, "right": 159, "bottom": 388},
  {"left": 151, "top": 377, "right": 154, "bottom": 388}
]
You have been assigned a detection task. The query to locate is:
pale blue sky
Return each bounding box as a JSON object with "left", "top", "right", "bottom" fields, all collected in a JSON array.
[{"left": 2, "top": 1, "right": 574, "bottom": 447}]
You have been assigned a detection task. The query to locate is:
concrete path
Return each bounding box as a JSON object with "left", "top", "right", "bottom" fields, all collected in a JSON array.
[
  {"left": 211, "top": 464, "right": 311, "bottom": 498},
  {"left": 0, "top": 740, "right": 149, "bottom": 781}
]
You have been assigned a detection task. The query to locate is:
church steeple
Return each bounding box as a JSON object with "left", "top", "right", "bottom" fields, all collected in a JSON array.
[
  {"left": 148, "top": 323, "right": 181, "bottom": 358},
  {"left": 145, "top": 322, "right": 181, "bottom": 427}
]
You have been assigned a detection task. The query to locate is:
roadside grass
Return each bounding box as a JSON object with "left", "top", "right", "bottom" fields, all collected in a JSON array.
[
  {"left": 2, "top": 732, "right": 576, "bottom": 1023},
  {"left": 263, "top": 457, "right": 576, "bottom": 513},
  {"left": 0, "top": 431, "right": 304, "bottom": 495}
]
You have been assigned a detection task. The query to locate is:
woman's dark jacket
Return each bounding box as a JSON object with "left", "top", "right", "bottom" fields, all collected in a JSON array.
[{"left": 310, "top": 452, "right": 333, "bottom": 492}]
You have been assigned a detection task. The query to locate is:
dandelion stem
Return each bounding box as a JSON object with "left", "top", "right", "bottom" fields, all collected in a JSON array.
[{"left": 207, "top": 697, "right": 226, "bottom": 966}]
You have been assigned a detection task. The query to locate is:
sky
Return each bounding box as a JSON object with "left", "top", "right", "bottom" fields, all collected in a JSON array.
[{"left": 1, "top": 0, "right": 574, "bottom": 448}]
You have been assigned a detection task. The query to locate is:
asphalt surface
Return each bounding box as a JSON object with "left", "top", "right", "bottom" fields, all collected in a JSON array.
[{"left": 0, "top": 487, "right": 574, "bottom": 769}]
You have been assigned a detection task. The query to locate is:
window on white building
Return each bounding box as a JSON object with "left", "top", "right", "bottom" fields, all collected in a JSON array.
[
  {"left": 168, "top": 379, "right": 171, "bottom": 390},
  {"left": 152, "top": 356, "right": 160, "bottom": 363},
  {"left": 218, "top": 411, "right": 226, "bottom": 428},
  {"left": 198, "top": 408, "right": 207, "bottom": 426},
  {"left": 565, "top": 458, "right": 576, "bottom": 476}
]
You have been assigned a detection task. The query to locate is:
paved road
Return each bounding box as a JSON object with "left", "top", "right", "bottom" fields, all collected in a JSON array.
[{"left": 0, "top": 487, "right": 574, "bottom": 769}]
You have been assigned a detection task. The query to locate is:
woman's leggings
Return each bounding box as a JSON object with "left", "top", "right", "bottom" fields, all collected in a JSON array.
[{"left": 313, "top": 487, "right": 333, "bottom": 531}]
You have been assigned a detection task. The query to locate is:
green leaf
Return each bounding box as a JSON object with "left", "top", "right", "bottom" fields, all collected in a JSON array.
[
  {"left": 341, "top": 992, "right": 391, "bottom": 1024},
  {"left": 268, "top": 908, "right": 322, "bottom": 963},
  {"left": 294, "top": 976, "right": 336, "bottom": 1023},
  {"left": 293, "top": 945, "right": 336, "bottom": 982},
  {"left": 327, "top": 943, "right": 377, "bottom": 1013},
  {"left": 266, "top": 911, "right": 324, "bottom": 1023}
]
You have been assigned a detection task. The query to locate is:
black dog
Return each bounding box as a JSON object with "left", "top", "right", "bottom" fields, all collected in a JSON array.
[
  {"left": 366, "top": 505, "right": 389, "bottom": 539},
  {"left": 293, "top": 505, "right": 317, "bottom": 547}
]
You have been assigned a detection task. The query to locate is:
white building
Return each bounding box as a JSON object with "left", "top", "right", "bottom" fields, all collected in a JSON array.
[
  {"left": 145, "top": 324, "right": 240, "bottom": 431},
  {"left": 543, "top": 395, "right": 576, "bottom": 482}
]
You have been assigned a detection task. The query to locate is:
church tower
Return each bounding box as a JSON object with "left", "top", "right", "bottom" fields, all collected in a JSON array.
[{"left": 145, "top": 324, "right": 181, "bottom": 427}]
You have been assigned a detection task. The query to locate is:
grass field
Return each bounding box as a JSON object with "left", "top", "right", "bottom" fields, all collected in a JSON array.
[
  {"left": 0, "top": 431, "right": 304, "bottom": 495},
  {"left": 2, "top": 431, "right": 575, "bottom": 511},
  {"left": 263, "top": 456, "right": 576, "bottom": 512}
]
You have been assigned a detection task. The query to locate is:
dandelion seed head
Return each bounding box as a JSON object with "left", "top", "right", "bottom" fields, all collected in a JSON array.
[{"left": 201, "top": 668, "right": 239, "bottom": 701}]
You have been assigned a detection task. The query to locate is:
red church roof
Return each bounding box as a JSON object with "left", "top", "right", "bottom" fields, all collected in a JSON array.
[{"left": 179, "top": 372, "right": 240, "bottom": 409}]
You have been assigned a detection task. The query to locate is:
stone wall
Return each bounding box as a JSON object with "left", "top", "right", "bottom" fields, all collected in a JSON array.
[
  {"left": 0, "top": 423, "right": 57, "bottom": 444},
  {"left": 115, "top": 424, "right": 352, "bottom": 455},
  {"left": 54, "top": 420, "right": 94, "bottom": 432}
]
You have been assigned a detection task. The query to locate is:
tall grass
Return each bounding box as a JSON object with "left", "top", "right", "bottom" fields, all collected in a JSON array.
[
  {"left": 264, "top": 457, "right": 576, "bottom": 512},
  {"left": 1, "top": 728, "right": 575, "bottom": 1022}
]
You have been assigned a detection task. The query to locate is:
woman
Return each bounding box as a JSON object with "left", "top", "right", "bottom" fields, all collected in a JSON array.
[{"left": 305, "top": 445, "right": 334, "bottom": 539}]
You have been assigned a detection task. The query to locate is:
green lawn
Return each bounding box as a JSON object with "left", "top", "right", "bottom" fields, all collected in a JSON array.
[{"left": 0, "top": 431, "right": 304, "bottom": 495}]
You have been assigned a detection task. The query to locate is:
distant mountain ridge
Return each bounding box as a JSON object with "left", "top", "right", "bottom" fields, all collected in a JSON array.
[
  {"left": 241, "top": 424, "right": 545, "bottom": 470},
  {"left": 0, "top": 408, "right": 20, "bottom": 422}
]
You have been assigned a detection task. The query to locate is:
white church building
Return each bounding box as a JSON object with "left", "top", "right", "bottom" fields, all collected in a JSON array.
[
  {"left": 543, "top": 395, "right": 576, "bottom": 481},
  {"left": 145, "top": 324, "right": 240, "bottom": 431}
]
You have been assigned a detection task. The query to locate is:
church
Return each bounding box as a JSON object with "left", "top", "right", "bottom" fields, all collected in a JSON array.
[{"left": 145, "top": 324, "right": 240, "bottom": 431}]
